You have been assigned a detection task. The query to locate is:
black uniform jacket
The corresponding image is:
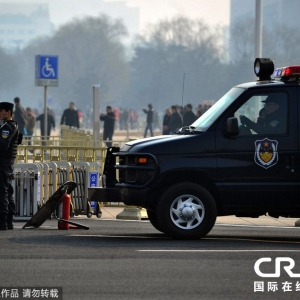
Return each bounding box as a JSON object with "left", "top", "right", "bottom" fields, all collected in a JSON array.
[
  {"left": 240, "top": 109, "right": 286, "bottom": 134},
  {"left": 0, "top": 120, "right": 20, "bottom": 164}
]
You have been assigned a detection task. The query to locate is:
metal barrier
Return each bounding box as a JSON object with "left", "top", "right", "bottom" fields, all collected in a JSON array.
[
  {"left": 18, "top": 125, "right": 140, "bottom": 172},
  {"left": 13, "top": 163, "right": 41, "bottom": 221},
  {"left": 71, "top": 162, "right": 100, "bottom": 217},
  {"left": 12, "top": 161, "right": 100, "bottom": 220}
]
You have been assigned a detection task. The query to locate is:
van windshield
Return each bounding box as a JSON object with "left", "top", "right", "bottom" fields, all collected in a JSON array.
[{"left": 191, "top": 87, "right": 245, "bottom": 132}]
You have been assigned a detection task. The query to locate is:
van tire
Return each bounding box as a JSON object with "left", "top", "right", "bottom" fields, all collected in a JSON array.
[
  {"left": 147, "top": 209, "right": 164, "bottom": 233},
  {"left": 156, "top": 182, "right": 216, "bottom": 239}
]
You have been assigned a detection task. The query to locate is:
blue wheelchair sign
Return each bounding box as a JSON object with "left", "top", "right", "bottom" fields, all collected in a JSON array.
[
  {"left": 89, "top": 172, "right": 99, "bottom": 188},
  {"left": 38, "top": 55, "right": 58, "bottom": 79},
  {"left": 35, "top": 55, "right": 59, "bottom": 86}
]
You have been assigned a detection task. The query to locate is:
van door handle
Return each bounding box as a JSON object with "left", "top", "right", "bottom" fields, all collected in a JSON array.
[{"left": 285, "top": 155, "right": 295, "bottom": 172}]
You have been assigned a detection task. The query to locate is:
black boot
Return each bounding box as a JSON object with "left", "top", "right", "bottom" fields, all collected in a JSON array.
[
  {"left": 0, "top": 218, "right": 7, "bottom": 231},
  {"left": 7, "top": 215, "right": 14, "bottom": 230}
]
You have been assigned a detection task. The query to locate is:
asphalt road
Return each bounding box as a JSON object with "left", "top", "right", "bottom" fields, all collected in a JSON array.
[{"left": 1, "top": 219, "right": 300, "bottom": 300}]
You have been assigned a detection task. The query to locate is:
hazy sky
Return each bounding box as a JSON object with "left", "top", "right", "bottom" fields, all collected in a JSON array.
[{"left": 1, "top": 0, "right": 230, "bottom": 32}]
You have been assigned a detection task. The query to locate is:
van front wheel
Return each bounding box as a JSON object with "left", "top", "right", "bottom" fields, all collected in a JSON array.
[
  {"left": 147, "top": 209, "right": 164, "bottom": 233},
  {"left": 156, "top": 183, "right": 216, "bottom": 239}
]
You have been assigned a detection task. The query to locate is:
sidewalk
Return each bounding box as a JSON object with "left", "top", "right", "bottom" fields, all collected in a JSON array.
[{"left": 95, "top": 206, "right": 300, "bottom": 227}]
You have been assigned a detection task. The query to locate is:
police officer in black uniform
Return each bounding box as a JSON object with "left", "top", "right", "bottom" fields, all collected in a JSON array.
[
  {"left": 239, "top": 94, "right": 286, "bottom": 135},
  {"left": 0, "top": 102, "right": 22, "bottom": 230}
]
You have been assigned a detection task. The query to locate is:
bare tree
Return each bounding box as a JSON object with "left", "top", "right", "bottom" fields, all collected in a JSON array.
[
  {"left": 129, "top": 17, "right": 225, "bottom": 111},
  {"left": 15, "top": 15, "right": 130, "bottom": 113},
  {"left": 0, "top": 47, "right": 20, "bottom": 98}
]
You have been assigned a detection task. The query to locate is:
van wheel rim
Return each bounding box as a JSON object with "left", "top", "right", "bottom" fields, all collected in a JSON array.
[{"left": 170, "top": 194, "right": 205, "bottom": 230}]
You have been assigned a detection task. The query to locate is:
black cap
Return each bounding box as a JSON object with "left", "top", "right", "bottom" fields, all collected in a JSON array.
[
  {"left": 0, "top": 102, "right": 14, "bottom": 111},
  {"left": 261, "top": 94, "right": 282, "bottom": 105}
]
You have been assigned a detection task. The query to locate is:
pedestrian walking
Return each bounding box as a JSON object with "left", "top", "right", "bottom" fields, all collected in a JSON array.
[
  {"left": 168, "top": 105, "right": 183, "bottom": 134},
  {"left": 0, "top": 102, "right": 22, "bottom": 230},
  {"left": 183, "top": 104, "right": 197, "bottom": 126},
  {"left": 60, "top": 102, "right": 80, "bottom": 128},
  {"left": 13, "top": 97, "right": 27, "bottom": 134},
  {"left": 100, "top": 106, "right": 115, "bottom": 147},
  {"left": 25, "top": 107, "right": 36, "bottom": 146},
  {"left": 36, "top": 108, "right": 56, "bottom": 145},
  {"left": 162, "top": 108, "right": 172, "bottom": 135},
  {"left": 143, "top": 104, "right": 154, "bottom": 138}
]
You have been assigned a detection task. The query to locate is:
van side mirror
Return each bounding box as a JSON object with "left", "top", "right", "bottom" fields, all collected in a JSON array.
[{"left": 225, "top": 117, "right": 239, "bottom": 136}]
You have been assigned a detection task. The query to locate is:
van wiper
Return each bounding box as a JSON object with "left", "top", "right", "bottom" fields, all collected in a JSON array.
[{"left": 178, "top": 126, "right": 197, "bottom": 134}]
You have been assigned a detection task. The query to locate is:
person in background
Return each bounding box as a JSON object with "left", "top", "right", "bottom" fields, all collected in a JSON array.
[
  {"left": 168, "top": 105, "right": 182, "bottom": 134},
  {"left": 177, "top": 106, "right": 183, "bottom": 116},
  {"left": 0, "top": 102, "right": 22, "bottom": 230},
  {"left": 60, "top": 102, "right": 79, "bottom": 128},
  {"left": 195, "top": 110, "right": 202, "bottom": 118},
  {"left": 153, "top": 110, "right": 161, "bottom": 131},
  {"left": 196, "top": 104, "right": 203, "bottom": 116},
  {"left": 100, "top": 106, "right": 115, "bottom": 147},
  {"left": 13, "top": 97, "right": 27, "bottom": 135},
  {"left": 78, "top": 109, "right": 83, "bottom": 128},
  {"left": 162, "top": 108, "right": 172, "bottom": 135},
  {"left": 114, "top": 107, "right": 119, "bottom": 129},
  {"left": 129, "top": 109, "right": 135, "bottom": 130},
  {"left": 133, "top": 109, "right": 139, "bottom": 130},
  {"left": 183, "top": 103, "right": 197, "bottom": 127},
  {"left": 202, "top": 104, "right": 209, "bottom": 113},
  {"left": 36, "top": 108, "right": 56, "bottom": 145},
  {"left": 25, "top": 107, "right": 36, "bottom": 146},
  {"left": 122, "top": 108, "right": 129, "bottom": 130},
  {"left": 143, "top": 103, "right": 154, "bottom": 138}
]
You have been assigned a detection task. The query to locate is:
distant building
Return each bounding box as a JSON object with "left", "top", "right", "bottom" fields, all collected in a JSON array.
[{"left": 0, "top": 3, "right": 54, "bottom": 52}]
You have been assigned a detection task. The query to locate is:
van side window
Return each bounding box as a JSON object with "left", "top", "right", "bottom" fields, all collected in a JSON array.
[{"left": 234, "top": 93, "right": 288, "bottom": 135}]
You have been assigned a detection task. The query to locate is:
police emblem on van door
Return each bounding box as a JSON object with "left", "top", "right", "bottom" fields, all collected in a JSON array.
[
  {"left": 254, "top": 138, "right": 278, "bottom": 169},
  {"left": 2, "top": 130, "right": 9, "bottom": 139}
]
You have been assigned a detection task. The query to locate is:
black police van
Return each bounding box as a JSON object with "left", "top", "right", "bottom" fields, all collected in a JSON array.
[{"left": 89, "top": 58, "right": 300, "bottom": 239}]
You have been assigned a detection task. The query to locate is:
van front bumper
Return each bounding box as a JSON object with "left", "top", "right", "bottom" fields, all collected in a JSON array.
[{"left": 88, "top": 187, "right": 148, "bottom": 207}]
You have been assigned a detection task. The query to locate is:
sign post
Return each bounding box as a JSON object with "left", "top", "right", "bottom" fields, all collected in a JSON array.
[
  {"left": 35, "top": 55, "right": 59, "bottom": 139},
  {"left": 93, "top": 84, "right": 100, "bottom": 147}
]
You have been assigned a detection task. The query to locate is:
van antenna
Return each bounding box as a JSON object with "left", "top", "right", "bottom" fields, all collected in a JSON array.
[{"left": 181, "top": 73, "right": 185, "bottom": 108}]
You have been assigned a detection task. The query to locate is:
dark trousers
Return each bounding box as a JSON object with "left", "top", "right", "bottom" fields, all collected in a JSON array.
[
  {"left": 25, "top": 130, "right": 34, "bottom": 146},
  {"left": 103, "top": 131, "right": 114, "bottom": 147},
  {"left": 144, "top": 123, "right": 153, "bottom": 138},
  {"left": 0, "top": 164, "right": 15, "bottom": 220}
]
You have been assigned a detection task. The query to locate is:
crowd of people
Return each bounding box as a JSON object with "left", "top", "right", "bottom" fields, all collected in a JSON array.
[
  {"left": 150, "top": 103, "right": 212, "bottom": 136},
  {"left": 10, "top": 95, "right": 214, "bottom": 147},
  {"left": 11, "top": 99, "right": 82, "bottom": 137}
]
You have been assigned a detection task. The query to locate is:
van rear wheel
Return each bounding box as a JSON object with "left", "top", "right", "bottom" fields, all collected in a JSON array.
[{"left": 156, "top": 183, "right": 216, "bottom": 239}]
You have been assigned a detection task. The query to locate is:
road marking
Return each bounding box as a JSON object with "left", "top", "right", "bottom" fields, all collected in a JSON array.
[
  {"left": 68, "top": 234, "right": 300, "bottom": 245},
  {"left": 206, "top": 237, "right": 300, "bottom": 244},
  {"left": 137, "top": 250, "right": 300, "bottom": 252},
  {"left": 69, "top": 234, "right": 165, "bottom": 239},
  {"left": 215, "top": 224, "right": 299, "bottom": 229}
]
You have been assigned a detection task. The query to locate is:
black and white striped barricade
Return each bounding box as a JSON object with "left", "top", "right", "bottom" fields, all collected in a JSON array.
[
  {"left": 12, "top": 163, "right": 42, "bottom": 221},
  {"left": 70, "top": 162, "right": 101, "bottom": 217}
]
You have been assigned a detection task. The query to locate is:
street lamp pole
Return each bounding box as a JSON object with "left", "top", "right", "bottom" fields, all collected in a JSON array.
[{"left": 255, "top": 0, "right": 262, "bottom": 58}]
